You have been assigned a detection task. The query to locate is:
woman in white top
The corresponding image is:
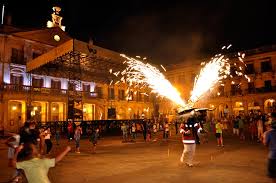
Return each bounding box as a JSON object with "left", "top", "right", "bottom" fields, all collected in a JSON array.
[{"left": 44, "top": 127, "right": 52, "bottom": 154}]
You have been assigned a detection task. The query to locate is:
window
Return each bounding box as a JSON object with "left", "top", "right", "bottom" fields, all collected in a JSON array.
[
  {"left": 95, "top": 86, "right": 103, "bottom": 98},
  {"left": 82, "top": 84, "right": 90, "bottom": 92},
  {"left": 10, "top": 75, "right": 23, "bottom": 85},
  {"left": 32, "top": 77, "right": 43, "bottom": 88},
  {"left": 245, "top": 63, "right": 255, "bottom": 74},
  {"left": 108, "top": 88, "right": 115, "bottom": 100},
  {"left": 11, "top": 48, "right": 24, "bottom": 64},
  {"left": 51, "top": 80, "right": 61, "bottom": 89},
  {"left": 264, "top": 80, "right": 272, "bottom": 91},
  {"left": 261, "top": 59, "right": 272, "bottom": 72},
  {"left": 118, "top": 89, "right": 125, "bottom": 100},
  {"left": 248, "top": 82, "right": 255, "bottom": 94}
]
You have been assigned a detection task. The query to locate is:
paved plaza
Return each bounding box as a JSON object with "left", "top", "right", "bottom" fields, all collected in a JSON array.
[{"left": 0, "top": 135, "right": 271, "bottom": 183}]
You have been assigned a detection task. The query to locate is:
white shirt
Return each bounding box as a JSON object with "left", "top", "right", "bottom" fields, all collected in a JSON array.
[{"left": 44, "top": 130, "right": 51, "bottom": 139}]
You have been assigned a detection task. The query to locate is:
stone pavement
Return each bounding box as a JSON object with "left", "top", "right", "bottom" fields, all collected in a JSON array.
[{"left": 0, "top": 134, "right": 271, "bottom": 183}]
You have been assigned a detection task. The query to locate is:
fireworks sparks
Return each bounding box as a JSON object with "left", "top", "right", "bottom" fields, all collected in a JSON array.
[
  {"left": 118, "top": 54, "right": 186, "bottom": 107},
  {"left": 109, "top": 45, "right": 250, "bottom": 110},
  {"left": 188, "top": 45, "right": 250, "bottom": 107},
  {"left": 189, "top": 55, "right": 230, "bottom": 105}
]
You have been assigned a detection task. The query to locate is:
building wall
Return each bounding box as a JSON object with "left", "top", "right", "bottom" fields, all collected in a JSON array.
[
  {"left": 0, "top": 29, "right": 154, "bottom": 132},
  {"left": 160, "top": 49, "right": 276, "bottom": 119}
]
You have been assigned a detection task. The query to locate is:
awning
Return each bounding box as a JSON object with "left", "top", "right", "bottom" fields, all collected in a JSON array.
[{"left": 26, "top": 39, "right": 126, "bottom": 82}]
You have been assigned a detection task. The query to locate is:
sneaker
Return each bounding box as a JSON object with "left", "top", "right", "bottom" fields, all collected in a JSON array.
[
  {"left": 185, "top": 163, "right": 193, "bottom": 167},
  {"left": 75, "top": 151, "right": 80, "bottom": 154}
]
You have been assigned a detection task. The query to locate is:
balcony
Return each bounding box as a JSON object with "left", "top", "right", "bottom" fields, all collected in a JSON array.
[{"left": 1, "top": 83, "right": 99, "bottom": 99}]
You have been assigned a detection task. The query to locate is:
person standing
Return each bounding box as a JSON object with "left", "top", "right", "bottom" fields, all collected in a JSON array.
[
  {"left": 215, "top": 120, "right": 224, "bottom": 147},
  {"left": 233, "top": 116, "right": 239, "bottom": 137},
  {"left": 121, "top": 123, "right": 128, "bottom": 142},
  {"left": 74, "top": 125, "right": 82, "bottom": 153},
  {"left": 142, "top": 120, "right": 147, "bottom": 142},
  {"left": 238, "top": 116, "right": 245, "bottom": 141},
  {"left": 257, "top": 116, "right": 264, "bottom": 142},
  {"left": 164, "top": 122, "right": 169, "bottom": 141},
  {"left": 263, "top": 112, "right": 276, "bottom": 183},
  {"left": 67, "top": 121, "right": 73, "bottom": 141},
  {"left": 152, "top": 123, "right": 158, "bottom": 142},
  {"left": 131, "top": 123, "right": 136, "bottom": 142},
  {"left": 180, "top": 115, "right": 202, "bottom": 167},
  {"left": 90, "top": 128, "right": 99, "bottom": 154},
  {"left": 44, "top": 127, "right": 52, "bottom": 155}
]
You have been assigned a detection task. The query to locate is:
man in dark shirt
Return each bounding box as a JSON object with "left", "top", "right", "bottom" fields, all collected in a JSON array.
[{"left": 264, "top": 112, "right": 276, "bottom": 183}]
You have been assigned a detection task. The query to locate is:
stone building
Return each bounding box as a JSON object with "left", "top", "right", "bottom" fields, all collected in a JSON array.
[
  {"left": 161, "top": 45, "right": 276, "bottom": 119},
  {"left": 0, "top": 25, "right": 154, "bottom": 132}
]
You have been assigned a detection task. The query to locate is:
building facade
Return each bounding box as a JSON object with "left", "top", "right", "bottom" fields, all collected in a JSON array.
[
  {"left": 161, "top": 46, "right": 276, "bottom": 119},
  {"left": 0, "top": 25, "right": 154, "bottom": 132}
]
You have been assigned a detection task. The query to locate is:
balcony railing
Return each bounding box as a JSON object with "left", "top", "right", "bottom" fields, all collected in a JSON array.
[
  {"left": 209, "top": 86, "right": 276, "bottom": 99},
  {"left": 1, "top": 83, "right": 99, "bottom": 99}
]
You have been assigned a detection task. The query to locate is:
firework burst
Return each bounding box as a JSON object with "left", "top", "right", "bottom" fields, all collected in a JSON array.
[{"left": 118, "top": 54, "right": 186, "bottom": 107}]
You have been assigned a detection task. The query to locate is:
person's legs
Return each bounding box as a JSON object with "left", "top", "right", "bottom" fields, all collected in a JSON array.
[
  {"left": 220, "top": 133, "right": 224, "bottom": 146},
  {"left": 180, "top": 143, "right": 185, "bottom": 163},
  {"left": 75, "top": 139, "right": 80, "bottom": 152},
  {"left": 187, "top": 144, "right": 196, "bottom": 166},
  {"left": 45, "top": 139, "right": 50, "bottom": 154}
]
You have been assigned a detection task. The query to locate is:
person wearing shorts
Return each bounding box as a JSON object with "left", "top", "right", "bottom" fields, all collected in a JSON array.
[{"left": 215, "top": 120, "right": 224, "bottom": 147}]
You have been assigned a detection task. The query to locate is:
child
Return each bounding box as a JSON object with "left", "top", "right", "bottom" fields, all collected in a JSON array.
[
  {"left": 215, "top": 120, "right": 224, "bottom": 147},
  {"left": 90, "top": 128, "right": 99, "bottom": 154},
  {"left": 74, "top": 125, "right": 82, "bottom": 153},
  {"left": 13, "top": 143, "right": 71, "bottom": 183},
  {"left": 5, "top": 133, "right": 21, "bottom": 182}
]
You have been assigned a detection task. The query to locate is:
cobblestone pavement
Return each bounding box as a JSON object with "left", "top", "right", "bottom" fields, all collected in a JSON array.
[{"left": 0, "top": 134, "right": 270, "bottom": 183}]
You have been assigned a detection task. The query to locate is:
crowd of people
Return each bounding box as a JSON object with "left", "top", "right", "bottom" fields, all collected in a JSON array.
[
  {"left": 2, "top": 110, "right": 276, "bottom": 183},
  {"left": 4, "top": 121, "right": 101, "bottom": 183}
]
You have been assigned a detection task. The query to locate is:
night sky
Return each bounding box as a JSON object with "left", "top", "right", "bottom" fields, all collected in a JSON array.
[{"left": 2, "top": 0, "right": 275, "bottom": 64}]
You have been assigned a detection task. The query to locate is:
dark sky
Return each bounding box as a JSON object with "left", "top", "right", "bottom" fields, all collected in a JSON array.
[{"left": 2, "top": 0, "right": 276, "bottom": 64}]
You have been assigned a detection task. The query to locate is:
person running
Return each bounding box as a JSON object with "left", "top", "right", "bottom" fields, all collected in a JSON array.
[
  {"left": 215, "top": 120, "right": 224, "bottom": 147},
  {"left": 180, "top": 115, "right": 202, "bottom": 167},
  {"left": 74, "top": 125, "right": 82, "bottom": 153},
  {"left": 13, "top": 143, "right": 71, "bottom": 183},
  {"left": 90, "top": 128, "right": 99, "bottom": 154},
  {"left": 44, "top": 127, "right": 52, "bottom": 155},
  {"left": 263, "top": 112, "right": 276, "bottom": 183}
]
